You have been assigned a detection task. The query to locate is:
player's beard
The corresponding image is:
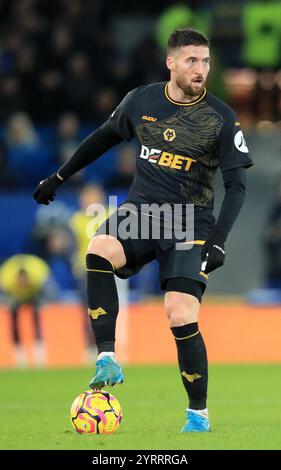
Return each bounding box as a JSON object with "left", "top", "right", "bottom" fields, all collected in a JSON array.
[{"left": 176, "top": 76, "right": 205, "bottom": 98}]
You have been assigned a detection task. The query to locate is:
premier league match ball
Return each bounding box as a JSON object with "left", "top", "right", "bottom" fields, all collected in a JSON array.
[{"left": 70, "top": 390, "right": 122, "bottom": 434}]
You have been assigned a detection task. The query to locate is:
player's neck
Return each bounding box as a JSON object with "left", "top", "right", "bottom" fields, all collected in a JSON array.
[{"left": 167, "top": 81, "right": 202, "bottom": 104}]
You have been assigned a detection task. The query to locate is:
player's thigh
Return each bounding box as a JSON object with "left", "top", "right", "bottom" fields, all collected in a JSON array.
[
  {"left": 88, "top": 235, "right": 126, "bottom": 271},
  {"left": 89, "top": 204, "right": 155, "bottom": 277},
  {"left": 158, "top": 243, "right": 208, "bottom": 292}
]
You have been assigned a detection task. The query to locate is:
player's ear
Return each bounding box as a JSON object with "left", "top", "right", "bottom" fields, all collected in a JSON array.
[{"left": 166, "top": 55, "right": 175, "bottom": 72}]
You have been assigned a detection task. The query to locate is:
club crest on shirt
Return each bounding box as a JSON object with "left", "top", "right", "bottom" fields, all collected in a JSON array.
[{"left": 163, "top": 128, "right": 176, "bottom": 142}]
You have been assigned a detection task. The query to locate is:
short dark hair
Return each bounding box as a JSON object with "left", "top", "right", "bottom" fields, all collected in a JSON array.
[{"left": 167, "top": 28, "right": 209, "bottom": 53}]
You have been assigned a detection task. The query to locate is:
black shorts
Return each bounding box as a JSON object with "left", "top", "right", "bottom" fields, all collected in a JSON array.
[{"left": 95, "top": 201, "right": 215, "bottom": 291}]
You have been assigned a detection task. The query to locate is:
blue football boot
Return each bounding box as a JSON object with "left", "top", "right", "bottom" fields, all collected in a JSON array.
[
  {"left": 181, "top": 409, "right": 210, "bottom": 432},
  {"left": 89, "top": 356, "right": 124, "bottom": 390}
]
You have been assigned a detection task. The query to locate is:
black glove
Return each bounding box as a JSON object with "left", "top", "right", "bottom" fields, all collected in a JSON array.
[
  {"left": 201, "top": 230, "right": 226, "bottom": 274},
  {"left": 33, "top": 173, "right": 63, "bottom": 205}
]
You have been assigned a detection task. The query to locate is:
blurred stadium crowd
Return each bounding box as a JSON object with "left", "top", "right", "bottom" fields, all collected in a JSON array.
[{"left": 0, "top": 0, "right": 281, "bottom": 316}]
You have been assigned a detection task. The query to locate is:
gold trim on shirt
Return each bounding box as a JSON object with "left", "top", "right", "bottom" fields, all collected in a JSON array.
[{"left": 164, "top": 82, "right": 206, "bottom": 106}]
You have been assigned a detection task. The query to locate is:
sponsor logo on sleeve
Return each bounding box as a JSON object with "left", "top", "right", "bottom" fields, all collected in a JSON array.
[{"left": 234, "top": 130, "right": 249, "bottom": 153}]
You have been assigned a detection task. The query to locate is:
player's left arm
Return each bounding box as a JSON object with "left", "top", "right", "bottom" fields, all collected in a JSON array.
[{"left": 202, "top": 109, "right": 253, "bottom": 274}]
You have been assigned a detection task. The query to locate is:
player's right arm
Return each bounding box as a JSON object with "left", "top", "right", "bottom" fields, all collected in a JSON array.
[{"left": 33, "top": 90, "right": 135, "bottom": 205}]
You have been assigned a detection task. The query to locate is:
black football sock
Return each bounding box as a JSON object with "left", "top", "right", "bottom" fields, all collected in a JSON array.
[
  {"left": 171, "top": 322, "right": 208, "bottom": 410},
  {"left": 86, "top": 254, "right": 119, "bottom": 354}
]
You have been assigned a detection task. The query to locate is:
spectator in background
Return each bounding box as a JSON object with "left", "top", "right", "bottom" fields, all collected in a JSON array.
[
  {"left": 109, "top": 58, "right": 136, "bottom": 100},
  {"left": 69, "top": 184, "right": 108, "bottom": 277},
  {"left": 29, "top": 199, "right": 72, "bottom": 255},
  {"left": 93, "top": 87, "right": 118, "bottom": 124},
  {"left": 44, "top": 226, "right": 79, "bottom": 301},
  {"left": 0, "top": 32, "right": 22, "bottom": 75},
  {"left": 29, "top": 200, "right": 78, "bottom": 300},
  {"left": 3, "top": 112, "right": 54, "bottom": 188},
  {"left": 56, "top": 113, "right": 80, "bottom": 161},
  {"left": 0, "top": 254, "right": 59, "bottom": 342},
  {"left": 91, "top": 30, "right": 116, "bottom": 85},
  {"left": 14, "top": 1, "right": 45, "bottom": 40},
  {"left": 129, "top": 38, "right": 167, "bottom": 87},
  {"left": 54, "top": 112, "right": 87, "bottom": 186},
  {"left": 106, "top": 143, "right": 135, "bottom": 192},
  {"left": 0, "top": 75, "right": 25, "bottom": 122},
  {"left": 47, "top": 24, "right": 73, "bottom": 70},
  {"left": 14, "top": 45, "right": 39, "bottom": 117},
  {"left": 34, "top": 69, "right": 65, "bottom": 122},
  {"left": 65, "top": 52, "right": 94, "bottom": 121}
]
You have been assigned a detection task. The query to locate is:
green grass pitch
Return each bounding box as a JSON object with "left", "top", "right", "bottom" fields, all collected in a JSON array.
[{"left": 1, "top": 364, "right": 281, "bottom": 450}]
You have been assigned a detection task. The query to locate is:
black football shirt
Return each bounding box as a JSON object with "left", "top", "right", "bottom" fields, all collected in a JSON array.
[{"left": 105, "top": 82, "right": 253, "bottom": 209}]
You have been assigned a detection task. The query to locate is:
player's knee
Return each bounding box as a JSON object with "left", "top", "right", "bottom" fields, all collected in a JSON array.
[
  {"left": 168, "top": 310, "right": 198, "bottom": 327},
  {"left": 87, "top": 236, "right": 126, "bottom": 269},
  {"left": 87, "top": 237, "right": 113, "bottom": 260},
  {"left": 164, "top": 292, "right": 200, "bottom": 327}
]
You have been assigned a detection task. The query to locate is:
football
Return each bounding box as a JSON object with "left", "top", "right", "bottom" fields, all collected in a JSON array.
[{"left": 70, "top": 390, "right": 122, "bottom": 434}]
